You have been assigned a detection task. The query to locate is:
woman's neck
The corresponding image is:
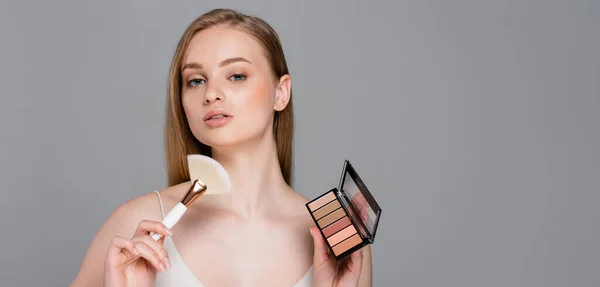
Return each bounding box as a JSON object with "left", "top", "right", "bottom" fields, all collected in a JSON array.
[{"left": 210, "top": 135, "right": 289, "bottom": 220}]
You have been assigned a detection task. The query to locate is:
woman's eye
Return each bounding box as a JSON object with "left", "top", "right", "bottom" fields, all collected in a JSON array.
[
  {"left": 188, "top": 78, "right": 205, "bottom": 86},
  {"left": 229, "top": 74, "right": 246, "bottom": 82}
]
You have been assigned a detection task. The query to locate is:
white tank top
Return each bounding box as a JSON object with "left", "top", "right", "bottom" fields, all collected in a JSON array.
[{"left": 152, "top": 191, "right": 314, "bottom": 287}]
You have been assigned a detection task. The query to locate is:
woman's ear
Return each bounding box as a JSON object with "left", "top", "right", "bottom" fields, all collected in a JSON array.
[{"left": 274, "top": 74, "right": 291, "bottom": 111}]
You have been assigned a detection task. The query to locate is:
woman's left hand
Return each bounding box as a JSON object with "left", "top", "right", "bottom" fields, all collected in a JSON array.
[{"left": 309, "top": 226, "right": 365, "bottom": 287}]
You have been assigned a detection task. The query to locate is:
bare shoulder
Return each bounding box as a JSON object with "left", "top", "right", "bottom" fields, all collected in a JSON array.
[
  {"left": 70, "top": 183, "right": 189, "bottom": 286},
  {"left": 284, "top": 186, "right": 315, "bottom": 226},
  {"left": 278, "top": 187, "right": 316, "bottom": 249}
]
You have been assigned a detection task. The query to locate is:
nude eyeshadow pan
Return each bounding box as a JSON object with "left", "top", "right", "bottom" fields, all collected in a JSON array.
[{"left": 306, "top": 160, "right": 382, "bottom": 261}]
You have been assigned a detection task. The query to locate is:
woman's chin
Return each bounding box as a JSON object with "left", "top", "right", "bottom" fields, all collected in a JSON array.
[
  {"left": 198, "top": 134, "right": 265, "bottom": 153},
  {"left": 198, "top": 137, "right": 248, "bottom": 150},
  {"left": 193, "top": 125, "right": 270, "bottom": 152}
]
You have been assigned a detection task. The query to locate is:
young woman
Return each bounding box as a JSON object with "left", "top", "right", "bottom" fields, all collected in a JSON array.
[{"left": 71, "top": 8, "right": 372, "bottom": 287}]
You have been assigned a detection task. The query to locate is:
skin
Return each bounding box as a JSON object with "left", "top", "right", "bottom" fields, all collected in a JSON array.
[{"left": 70, "top": 25, "right": 372, "bottom": 287}]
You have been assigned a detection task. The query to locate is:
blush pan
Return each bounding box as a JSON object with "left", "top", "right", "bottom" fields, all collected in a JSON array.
[
  {"left": 306, "top": 160, "right": 382, "bottom": 261},
  {"left": 322, "top": 216, "right": 351, "bottom": 237}
]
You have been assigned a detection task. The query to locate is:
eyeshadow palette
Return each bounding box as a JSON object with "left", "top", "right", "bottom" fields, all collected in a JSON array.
[{"left": 306, "top": 160, "right": 382, "bottom": 261}]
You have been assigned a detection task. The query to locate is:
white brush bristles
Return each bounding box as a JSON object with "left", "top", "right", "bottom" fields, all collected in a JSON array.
[{"left": 187, "top": 154, "right": 232, "bottom": 195}]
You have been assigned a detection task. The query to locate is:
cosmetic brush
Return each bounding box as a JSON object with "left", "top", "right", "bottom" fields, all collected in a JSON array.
[{"left": 151, "top": 154, "right": 231, "bottom": 241}]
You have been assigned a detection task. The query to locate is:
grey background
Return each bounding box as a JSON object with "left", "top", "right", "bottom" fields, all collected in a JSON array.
[{"left": 1, "top": 0, "right": 598, "bottom": 286}]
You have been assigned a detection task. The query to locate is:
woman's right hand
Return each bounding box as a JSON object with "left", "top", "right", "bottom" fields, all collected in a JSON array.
[{"left": 103, "top": 220, "right": 173, "bottom": 287}]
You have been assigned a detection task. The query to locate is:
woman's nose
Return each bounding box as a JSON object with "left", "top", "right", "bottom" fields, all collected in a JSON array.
[{"left": 203, "top": 85, "right": 224, "bottom": 104}]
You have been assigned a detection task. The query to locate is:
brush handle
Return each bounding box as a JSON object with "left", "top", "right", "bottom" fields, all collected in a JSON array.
[{"left": 151, "top": 202, "right": 187, "bottom": 241}]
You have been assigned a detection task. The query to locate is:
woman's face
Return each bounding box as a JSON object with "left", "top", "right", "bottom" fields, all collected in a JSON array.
[{"left": 181, "top": 25, "right": 290, "bottom": 149}]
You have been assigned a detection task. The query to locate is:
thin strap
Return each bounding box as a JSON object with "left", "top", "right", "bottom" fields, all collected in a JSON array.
[{"left": 153, "top": 190, "right": 165, "bottom": 219}]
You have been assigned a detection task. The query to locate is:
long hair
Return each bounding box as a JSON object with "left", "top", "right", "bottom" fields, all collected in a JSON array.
[{"left": 164, "top": 8, "right": 294, "bottom": 187}]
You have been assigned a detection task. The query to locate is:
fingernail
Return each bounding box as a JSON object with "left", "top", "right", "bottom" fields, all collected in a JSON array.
[
  {"left": 309, "top": 228, "right": 314, "bottom": 237},
  {"left": 165, "top": 257, "right": 171, "bottom": 268},
  {"left": 133, "top": 247, "right": 139, "bottom": 255},
  {"left": 166, "top": 228, "right": 173, "bottom": 236},
  {"left": 160, "top": 262, "right": 166, "bottom": 271}
]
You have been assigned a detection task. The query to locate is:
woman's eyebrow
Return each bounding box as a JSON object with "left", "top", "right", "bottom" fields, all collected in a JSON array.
[
  {"left": 182, "top": 57, "right": 252, "bottom": 72},
  {"left": 219, "top": 57, "right": 251, "bottom": 67}
]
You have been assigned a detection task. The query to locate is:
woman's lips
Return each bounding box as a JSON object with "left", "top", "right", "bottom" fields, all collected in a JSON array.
[
  {"left": 203, "top": 108, "right": 233, "bottom": 128},
  {"left": 204, "top": 115, "right": 233, "bottom": 127}
]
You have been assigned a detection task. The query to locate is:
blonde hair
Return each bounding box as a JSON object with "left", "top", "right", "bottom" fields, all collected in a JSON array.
[{"left": 163, "top": 8, "right": 294, "bottom": 187}]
